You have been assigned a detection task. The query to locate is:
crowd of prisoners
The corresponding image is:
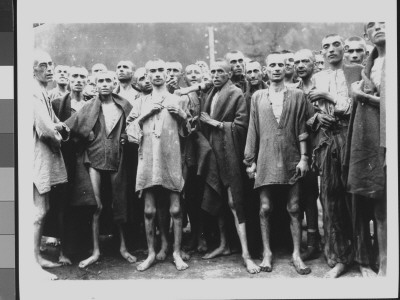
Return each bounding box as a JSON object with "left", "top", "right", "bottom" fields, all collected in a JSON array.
[{"left": 32, "top": 22, "right": 386, "bottom": 280}]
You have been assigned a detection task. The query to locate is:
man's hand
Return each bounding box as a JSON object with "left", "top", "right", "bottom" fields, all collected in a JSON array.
[
  {"left": 144, "top": 103, "right": 163, "bottom": 117},
  {"left": 200, "top": 112, "right": 221, "bottom": 128},
  {"left": 138, "top": 103, "right": 164, "bottom": 126},
  {"left": 308, "top": 89, "right": 335, "bottom": 104},
  {"left": 55, "top": 122, "right": 70, "bottom": 141},
  {"left": 296, "top": 156, "right": 309, "bottom": 177},
  {"left": 316, "top": 113, "right": 336, "bottom": 128},
  {"left": 120, "top": 133, "right": 128, "bottom": 145},
  {"left": 166, "top": 77, "right": 179, "bottom": 90},
  {"left": 55, "top": 122, "right": 68, "bottom": 132},
  {"left": 190, "top": 115, "right": 199, "bottom": 132},
  {"left": 246, "top": 162, "right": 257, "bottom": 179},
  {"left": 166, "top": 104, "right": 187, "bottom": 120},
  {"left": 351, "top": 80, "right": 368, "bottom": 103}
]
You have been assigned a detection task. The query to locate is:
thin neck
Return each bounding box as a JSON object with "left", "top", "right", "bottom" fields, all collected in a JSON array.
[
  {"left": 99, "top": 93, "right": 113, "bottom": 104},
  {"left": 71, "top": 90, "right": 84, "bottom": 101},
  {"left": 269, "top": 80, "right": 285, "bottom": 92}
]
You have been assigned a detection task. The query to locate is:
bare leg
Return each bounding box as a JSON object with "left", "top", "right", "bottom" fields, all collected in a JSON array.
[
  {"left": 137, "top": 189, "right": 157, "bottom": 271},
  {"left": 33, "top": 186, "right": 61, "bottom": 269},
  {"left": 57, "top": 186, "right": 71, "bottom": 265},
  {"left": 287, "top": 183, "right": 311, "bottom": 275},
  {"left": 117, "top": 224, "right": 137, "bottom": 263},
  {"left": 170, "top": 191, "right": 189, "bottom": 271},
  {"left": 79, "top": 168, "right": 102, "bottom": 268},
  {"left": 301, "top": 182, "right": 320, "bottom": 261},
  {"left": 226, "top": 188, "right": 260, "bottom": 274},
  {"left": 202, "top": 215, "right": 231, "bottom": 259},
  {"left": 375, "top": 196, "right": 387, "bottom": 276},
  {"left": 259, "top": 187, "right": 273, "bottom": 272},
  {"left": 156, "top": 196, "right": 170, "bottom": 261},
  {"left": 197, "top": 222, "right": 208, "bottom": 253}
]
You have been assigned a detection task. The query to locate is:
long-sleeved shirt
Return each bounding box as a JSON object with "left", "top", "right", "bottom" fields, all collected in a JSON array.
[
  {"left": 244, "top": 87, "right": 308, "bottom": 187},
  {"left": 33, "top": 81, "right": 68, "bottom": 194}
]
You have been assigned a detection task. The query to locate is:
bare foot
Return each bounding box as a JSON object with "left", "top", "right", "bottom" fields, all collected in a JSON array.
[
  {"left": 359, "top": 265, "right": 377, "bottom": 277},
  {"left": 58, "top": 254, "right": 72, "bottom": 265},
  {"left": 243, "top": 257, "right": 260, "bottom": 274},
  {"left": 324, "top": 262, "right": 346, "bottom": 278},
  {"left": 79, "top": 253, "right": 100, "bottom": 269},
  {"left": 181, "top": 250, "right": 191, "bottom": 261},
  {"left": 156, "top": 248, "right": 168, "bottom": 261},
  {"left": 202, "top": 245, "right": 231, "bottom": 259},
  {"left": 197, "top": 236, "right": 208, "bottom": 253},
  {"left": 137, "top": 253, "right": 156, "bottom": 271},
  {"left": 120, "top": 249, "right": 137, "bottom": 263},
  {"left": 291, "top": 255, "right": 311, "bottom": 275},
  {"left": 173, "top": 252, "right": 189, "bottom": 271},
  {"left": 259, "top": 252, "right": 273, "bottom": 272},
  {"left": 327, "top": 257, "right": 336, "bottom": 268},
  {"left": 37, "top": 256, "right": 62, "bottom": 268}
]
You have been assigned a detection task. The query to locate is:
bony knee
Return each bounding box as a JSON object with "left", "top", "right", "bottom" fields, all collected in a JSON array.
[
  {"left": 144, "top": 207, "right": 156, "bottom": 219},
  {"left": 259, "top": 203, "right": 272, "bottom": 215},
  {"left": 287, "top": 203, "right": 300, "bottom": 215},
  {"left": 169, "top": 205, "right": 181, "bottom": 218}
]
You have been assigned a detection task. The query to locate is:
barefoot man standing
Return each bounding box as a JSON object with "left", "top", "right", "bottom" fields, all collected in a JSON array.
[
  {"left": 33, "top": 50, "right": 69, "bottom": 279},
  {"left": 244, "top": 53, "right": 311, "bottom": 275},
  {"left": 126, "top": 59, "right": 190, "bottom": 271}
]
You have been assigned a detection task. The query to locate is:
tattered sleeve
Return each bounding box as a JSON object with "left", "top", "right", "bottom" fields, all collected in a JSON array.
[{"left": 33, "top": 94, "right": 62, "bottom": 149}]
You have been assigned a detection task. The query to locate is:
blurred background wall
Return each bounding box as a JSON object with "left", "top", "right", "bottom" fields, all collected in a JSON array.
[{"left": 34, "top": 22, "right": 366, "bottom": 71}]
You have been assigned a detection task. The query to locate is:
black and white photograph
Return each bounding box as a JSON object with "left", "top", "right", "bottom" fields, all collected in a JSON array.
[{"left": 17, "top": 0, "right": 398, "bottom": 299}]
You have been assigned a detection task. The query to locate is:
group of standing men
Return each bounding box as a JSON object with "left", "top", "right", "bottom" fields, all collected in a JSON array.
[{"left": 32, "top": 22, "right": 387, "bottom": 280}]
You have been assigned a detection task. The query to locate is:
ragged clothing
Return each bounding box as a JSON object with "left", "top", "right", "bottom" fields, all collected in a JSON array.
[
  {"left": 33, "top": 80, "right": 68, "bottom": 195},
  {"left": 65, "top": 94, "right": 132, "bottom": 222},
  {"left": 200, "top": 80, "right": 248, "bottom": 223},
  {"left": 345, "top": 47, "right": 385, "bottom": 199},
  {"left": 308, "top": 64, "right": 363, "bottom": 266},
  {"left": 244, "top": 87, "right": 308, "bottom": 188},
  {"left": 126, "top": 92, "right": 190, "bottom": 193}
]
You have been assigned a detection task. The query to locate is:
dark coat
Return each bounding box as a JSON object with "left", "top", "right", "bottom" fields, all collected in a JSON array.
[
  {"left": 243, "top": 80, "right": 268, "bottom": 113},
  {"left": 65, "top": 94, "right": 133, "bottom": 222},
  {"left": 199, "top": 80, "right": 248, "bottom": 223},
  {"left": 345, "top": 48, "right": 385, "bottom": 199},
  {"left": 52, "top": 93, "right": 96, "bottom": 206}
]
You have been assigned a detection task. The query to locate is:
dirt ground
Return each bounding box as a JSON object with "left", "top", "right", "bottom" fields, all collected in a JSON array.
[{"left": 42, "top": 221, "right": 362, "bottom": 280}]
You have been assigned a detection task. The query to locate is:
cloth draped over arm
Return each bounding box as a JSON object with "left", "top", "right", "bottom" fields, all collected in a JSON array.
[{"left": 199, "top": 81, "right": 249, "bottom": 223}]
